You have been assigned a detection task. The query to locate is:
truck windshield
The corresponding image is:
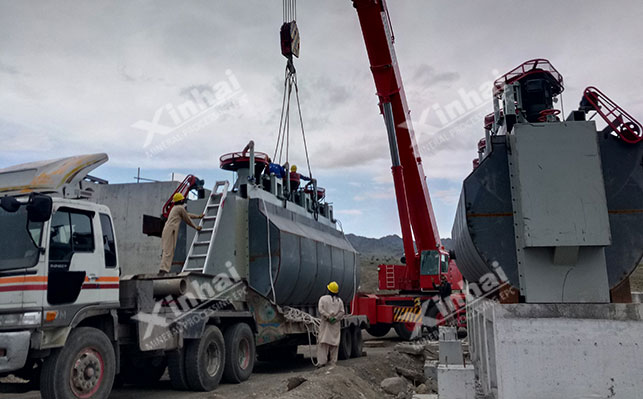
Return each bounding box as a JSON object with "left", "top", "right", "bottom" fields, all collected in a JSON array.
[{"left": 0, "top": 207, "right": 43, "bottom": 271}]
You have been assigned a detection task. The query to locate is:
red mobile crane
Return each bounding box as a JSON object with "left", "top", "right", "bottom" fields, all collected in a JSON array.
[{"left": 350, "top": 0, "right": 465, "bottom": 339}]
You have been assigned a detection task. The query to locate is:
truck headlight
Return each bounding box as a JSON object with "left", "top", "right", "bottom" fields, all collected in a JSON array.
[{"left": 0, "top": 311, "right": 42, "bottom": 327}]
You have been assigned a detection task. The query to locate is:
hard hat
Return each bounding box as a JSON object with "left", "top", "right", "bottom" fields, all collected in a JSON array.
[
  {"left": 291, "top": 165, "right": 297, "bottom": 172},
  {"left": 327, "top": 281, "right": 339, "bottom": 294},
  {"left": 172, "top": 193, "right": 185, "bottom": 203}
]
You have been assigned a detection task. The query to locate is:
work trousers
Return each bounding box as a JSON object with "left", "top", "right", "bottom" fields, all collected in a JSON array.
[{"left": 317, "top": 343, "right": 339, "bottom": 366}]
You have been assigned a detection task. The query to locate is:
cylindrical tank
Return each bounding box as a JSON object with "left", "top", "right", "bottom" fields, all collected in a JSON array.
[
  {"left": 247, "top": 199, "right": 359, "bottom": 306},
  {"left": 452, "top": 129, "right": 643, "bottom": 293}
]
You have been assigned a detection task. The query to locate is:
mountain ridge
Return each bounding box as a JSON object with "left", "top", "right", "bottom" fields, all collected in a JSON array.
[{"left": 345, "top": 233, "right": 453, "bottom": 256}]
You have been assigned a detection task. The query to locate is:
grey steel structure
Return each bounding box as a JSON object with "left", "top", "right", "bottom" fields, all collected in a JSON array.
[
  {"left": 183, "top": 148, "right": 359, "bottom": 307},
  {"left": 452, "top": 61, "right": 643, "bottom": 303}
]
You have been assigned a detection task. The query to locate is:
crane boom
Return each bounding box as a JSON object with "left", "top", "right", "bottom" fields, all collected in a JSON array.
[{"left": 352, "top": 0, "right": 441, "bottom": 269}]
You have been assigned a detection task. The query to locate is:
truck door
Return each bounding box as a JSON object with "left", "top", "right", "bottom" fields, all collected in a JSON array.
[{"left": 47, "top": 207, "right": 118, "bottom": 306}]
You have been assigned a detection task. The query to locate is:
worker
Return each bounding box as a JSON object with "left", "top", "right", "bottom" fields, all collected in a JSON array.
[
  {"left": 433, "top": 274, "right": 453, "bottom": 300},
  {"left": 317, "top": 281, "right": 345, "bottom": 368},
  {"left": 266, "top": 162, "right": 286, "bottom": 179},
  {"left": 159, "top": 193, "right": 203, "bottom": 274},
  {"left": 433, "top": 274, "right": 453, "bottom": 325},
  {"left": 288, "top": 164, "right": 310, "bottom": 192}
]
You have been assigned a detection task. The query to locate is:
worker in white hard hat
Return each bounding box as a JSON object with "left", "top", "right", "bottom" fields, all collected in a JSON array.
[
  {"left": 317, "top": 281, "right": 345, "bottom": 367},
  {"left": 159, "top": 193, "right": 203, "bottom": 274}
]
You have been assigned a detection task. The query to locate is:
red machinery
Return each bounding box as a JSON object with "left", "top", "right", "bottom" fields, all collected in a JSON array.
[
  {"left": 581, "top": 86, "right": 643, "bottom": 144},
  {"left": 161, "top": 174, "right": 205, "bottom": 220},
  {"left": 349, "top": 0, "right": 465, "bottom": 339}
]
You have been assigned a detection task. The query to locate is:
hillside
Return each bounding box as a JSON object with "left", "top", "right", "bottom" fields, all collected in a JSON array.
[
  {"left": 346, "top": 233, "right": 454, "bottom": 256},
  {"left": 347, "top": 234, "right": 454, "bottom": 293}
]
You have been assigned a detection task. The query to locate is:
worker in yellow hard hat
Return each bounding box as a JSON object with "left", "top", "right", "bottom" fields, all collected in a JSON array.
[
  {"left": 317, "top": 281, "right": 345, "bottom": 367},
  {"left": 159, "top": 192, "right": 203, "bottom": 274},
  {"left": 288, "top": 164, "right": 311, "bottom": 196}
]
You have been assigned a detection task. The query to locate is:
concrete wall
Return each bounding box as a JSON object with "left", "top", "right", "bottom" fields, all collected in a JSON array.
[
  {"left": 468, "top": 300, "right": 643, "bottom": 399},
  {"left": 91, "top": 181, "right": 208, "bottom": 275}
]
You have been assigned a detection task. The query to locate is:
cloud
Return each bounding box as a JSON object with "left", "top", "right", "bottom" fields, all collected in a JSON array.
[
  {"left": 1, "top": 0, "right": 641, "bottom": 238},
  {"left": 412, "top": 64, "right": 460, "bottom": 87},
  {"left": 0, "top": 61, "right": 19, "bottom": 75},
  {"left": 433, "top": 189, "right": 460, "bottom": 205},
  {"left": 354, "top": 187, "right": 394, "bottom": 202},
  {"left": 335, "top": 209, "right": 363, "bottom": 216}
]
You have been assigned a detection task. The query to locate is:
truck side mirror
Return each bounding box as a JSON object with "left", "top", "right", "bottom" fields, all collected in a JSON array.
[
  {"left": 26, "top": 193, "right": 53, "bottom": 223},
  {"left": 0, "top": 196, "right": 20, "bottom": 213}
]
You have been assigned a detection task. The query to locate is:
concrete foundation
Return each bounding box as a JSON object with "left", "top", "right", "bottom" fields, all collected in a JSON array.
[
  {"left": 468, "top": 299, "right": 643, "bottom": 399},
  {"left": 437, "top": 364, "right": 475, "bottom": 399}
]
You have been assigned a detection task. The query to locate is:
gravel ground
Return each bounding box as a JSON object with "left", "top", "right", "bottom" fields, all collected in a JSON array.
[{"left": 0, "top": 333, "right": 401, "bottom": 399}]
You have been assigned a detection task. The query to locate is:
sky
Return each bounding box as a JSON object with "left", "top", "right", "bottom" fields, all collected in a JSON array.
[{"left": 1, "top": 0, "right": 642, "bottom": 238}]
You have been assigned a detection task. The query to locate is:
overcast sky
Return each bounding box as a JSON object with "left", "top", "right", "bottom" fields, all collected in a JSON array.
[{"left": 1, "top": 0, "right": 642, "bottom": 238}]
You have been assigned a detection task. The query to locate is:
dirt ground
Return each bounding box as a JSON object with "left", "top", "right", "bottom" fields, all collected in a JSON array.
[{"left": 0, "top": 333, "right": 407, "bottom": 399}]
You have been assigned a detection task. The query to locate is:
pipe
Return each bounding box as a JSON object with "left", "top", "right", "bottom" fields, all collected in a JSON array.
[{"left": 153, "top": 278, "right": 188, "bottom": 297}]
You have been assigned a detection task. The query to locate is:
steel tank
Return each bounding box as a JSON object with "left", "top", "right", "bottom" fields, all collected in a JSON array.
[
  {"left": 452, "top": 128, "right": 643, "bottom": 293},
  {"left": 247, "top": 199, "right": 359, "bottom": 306}
]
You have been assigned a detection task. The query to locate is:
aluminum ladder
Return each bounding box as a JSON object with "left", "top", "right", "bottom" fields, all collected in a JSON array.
[{"left": 182, "top": 181, "right": 229, "bottom": 273}]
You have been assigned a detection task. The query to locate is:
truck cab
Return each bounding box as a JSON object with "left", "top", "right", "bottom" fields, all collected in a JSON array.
[{"left": 0, "top": 154, "right": 123, "bottom": 397}]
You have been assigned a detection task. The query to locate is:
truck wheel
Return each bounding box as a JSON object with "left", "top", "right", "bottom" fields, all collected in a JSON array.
[
  {"left": 394, "top": 322, "right": 419, "bottom": 341},
  {"left": 40, "top": 327, "right": 115, "bottom": 399},
  {"left": 337, "top": 328, "right": 353, "bottom": 360},
  {"left": 366, "top": 324, "right": 391, "bottom": 337},
  {"left": 223, "top": 323, "right": 255, "bottom": 383},
  {"left": 184, "top": 325, "right": 225, "bottom": 391},
  {"left": 350, "top": 327, "right": 363, "bottom": 358},
  {"left": 167, "top": 350, "right": 190, "bottom": 391}
]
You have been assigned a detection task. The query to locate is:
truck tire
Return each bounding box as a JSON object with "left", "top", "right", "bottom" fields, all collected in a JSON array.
[
  {"left": 350, "top": 327, "right": 363, "bottom": 358},
  {"left": 184, "top": 325, "right": 225, "bottom": 391},
  {"left": 337, "top": 328, "right": 352, "bottom": 360},
  {"left": 167, "top": 350, "right": 190, "bottom": 391},
  {"left": 222, "top": 323, "right": 255, "bottom": 383},
  {"left": 40, "top": 327, "right": 115, "bottom": 399},
  {"left": 366, "top": 324, "right": 391, "bottom": 337}
]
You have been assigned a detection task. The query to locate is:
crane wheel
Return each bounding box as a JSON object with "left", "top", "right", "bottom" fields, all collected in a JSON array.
[
  {"left": 338, "top": 328, "right": 353, "bottom": 360},
  {"left": 40, "top": 327, "right": 115, "bottom": 399},
  {"left": 184, "top": 325, "right": 226, "bottom": 391},
  {"left": 366, "top": 324, "right": 391, "bottom": 338},
  {"left": 222, "top": 323, "right": 256, "bottom": 383},
  {"left": 394, "top": 322, "right": 420, "bottom": 341}
]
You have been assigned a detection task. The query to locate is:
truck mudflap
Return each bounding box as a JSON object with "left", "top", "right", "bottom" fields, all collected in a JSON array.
[{"left": 0, "top": 331, "right": 30, "bottom": 374}]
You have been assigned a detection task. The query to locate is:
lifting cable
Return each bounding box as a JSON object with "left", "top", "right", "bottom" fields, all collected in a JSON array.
[{"left": 274, "top": 0, "right": 313, "bottom": 180}]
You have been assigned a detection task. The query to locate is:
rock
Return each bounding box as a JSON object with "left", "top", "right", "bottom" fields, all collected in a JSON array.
[
  {"left": 381, "top": 376, "right": 408, "bottom": 396},
  {"left": 286, "top": 376, "right": 307, "bottom": 391},
  {"left": 423, "top": 343, "right": 439, "bottom": 360},
  {"left": 425, "top": 376, "right": 438, "bottom": 393},
  {"left": 395, "top": 365, "right": 426, "bottom": 383},
  {"left": 395, "top": 392, "right": 411, "bottom": 399},
  {"left": 415, "top": 383, "right": 430, "bottom": 394},
  {"left": 395, "top": 343, "right": 425, "bottom": 356}
]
